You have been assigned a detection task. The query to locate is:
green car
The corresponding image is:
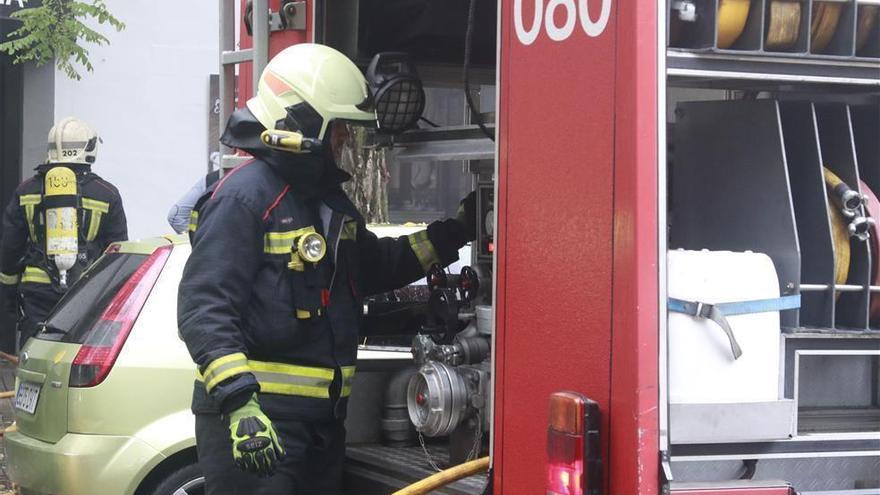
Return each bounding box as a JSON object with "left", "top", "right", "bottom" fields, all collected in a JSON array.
[
  {"left": 5, "top": 235, "right": 203, "bottom": 495},
  {"left": 5, "top": 231, "right": 457, "bottom": 495}
]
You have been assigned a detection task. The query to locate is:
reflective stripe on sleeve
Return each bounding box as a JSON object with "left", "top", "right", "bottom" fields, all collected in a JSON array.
[
  {"left": 250, "top": 361, "right": 336, "bottom": 399},
  {"left": 196, "top": 357, "right": 352, "bottom": 399},
  {"left": 188, "top": 211, "right": 198, "bottom": 233},
  {"left": 341, "top": 366, "right": 356, "bottom": 397},
  {"left": 21, "top": 266, "right": 50, "bottom": 284},
  {"left": 407, "top": 230, "right": 440, "bottom": 272},
  {"left": 0, "top": 272, "right": 20, "bottom": 285},
  {"left": 202, "top": 353, "right": 251, "bottom": 393}
]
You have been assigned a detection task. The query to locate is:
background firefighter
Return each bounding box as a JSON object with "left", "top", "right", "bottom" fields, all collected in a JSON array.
[
  {"left": 0, "top": 117, "right": 128, "bottom": 351},
  {"left": 177, "top": 44, "right": 476, "bottom": 494}
]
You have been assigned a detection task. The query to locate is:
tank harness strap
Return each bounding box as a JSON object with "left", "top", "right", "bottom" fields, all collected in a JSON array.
[
  {"left": 19, "top": 194, "right": 42, "bottom": 241},
  {"left": 667, "top": 295, "right": 801, "bottom": 360},
  {"left": 81, "top": 198, "right": 110, "bottom": 242}
]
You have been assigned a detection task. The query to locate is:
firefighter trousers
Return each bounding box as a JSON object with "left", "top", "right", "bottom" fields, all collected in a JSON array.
[{"left": 195, "top": 413, "right": 346, "bottom": 495}]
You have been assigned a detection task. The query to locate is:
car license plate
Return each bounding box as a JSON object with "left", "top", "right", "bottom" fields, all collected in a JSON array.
[{"left": 14, "top": 381, "right": 41, "bottom": 415}]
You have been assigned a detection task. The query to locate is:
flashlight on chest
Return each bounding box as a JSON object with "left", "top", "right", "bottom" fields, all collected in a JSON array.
[{"left": 287, "top": 229, "right": 327, "bottom": 271}]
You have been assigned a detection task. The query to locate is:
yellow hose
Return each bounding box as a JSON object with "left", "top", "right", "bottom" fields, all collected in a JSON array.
[
  {"left": 717, "top": 0, "right": 751, "bottom": 49},
  {"left": 823, "top": 167, "right": 845, "bottom": 191},
  {"left": 825, "top": 168, "right": 851, "bottom": 289},
  {"left": 392, "top": 457, "right": 490, "bottom": 495}
]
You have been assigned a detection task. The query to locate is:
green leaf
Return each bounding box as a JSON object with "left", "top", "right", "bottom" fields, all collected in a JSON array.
[{"left": 0, "top": 0, "right": 125, "bottom": 80}]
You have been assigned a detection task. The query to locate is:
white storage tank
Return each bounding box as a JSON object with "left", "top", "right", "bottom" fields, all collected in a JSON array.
[{"left": 668, "top": 249, "right": 783, "bottom": 404}]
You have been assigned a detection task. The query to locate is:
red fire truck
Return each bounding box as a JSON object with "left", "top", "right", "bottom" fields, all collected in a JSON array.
[{"left": 221, "top": 1, "right": 880, "bottom": 494}]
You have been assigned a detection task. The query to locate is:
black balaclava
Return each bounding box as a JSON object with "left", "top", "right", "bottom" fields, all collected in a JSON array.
[{"left": 220, "top": 108, "right": 350, "bottom": 197}]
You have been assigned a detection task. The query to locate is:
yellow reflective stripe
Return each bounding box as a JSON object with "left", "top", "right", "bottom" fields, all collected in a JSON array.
[
  {"left": 81, "top": 198, "right": 110, "bottom": 214},
  {"left": 264, "top": 226, "right": 315, "bottom": 255},
  {"left": 86, "top": 211, "right": 103, "bottom": 241},
  {"left": 205, "top": 365, "right": 252, "bottom": 392},
  {"left": 21, "top": 266, "right": 50, "bottom": 284},
  {"left": 408, "top": 230, "right": 440, "bottom": 272},
  {"left": 249, "top": 360, "right": 335, "bottom": 380},
  {"left": 296, "top": 309, "right": 311, "bottom": 319},
  {"left": 198, "top": 357, "right": 349, "bottom": 399},
  {"left": 24, "top": 204, "right": 37, "bottom": 240},
  {"left": 0, "top": 272, "right": 20, "bottom": 285},
  {"left": 258, "top": 382, "right": 331, "bottom": 398},
  {"left": 340, "top": 221, "right": 358, "bottom": 241},
  {"left": 202, "top": 353, "right": 250, "bottom": 392},
  {"left": 251, "top": 360, "right": 335, "bottom": 398},
  {"left": 203, "top": 352, "right": 248, "bottom": 377},
  {"left": 19, "top": 194, "right": 41, "bottom": 206},
  {"left": 341, "top": 366, "right": 356, "bottom": 397},
  {"left": 188, "top": 211, "right": 198, "bottom": 233}
]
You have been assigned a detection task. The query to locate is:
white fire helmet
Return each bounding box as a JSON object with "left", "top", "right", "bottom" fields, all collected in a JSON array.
[{"left": 46, "top": 117, "right": 101, "bottom": 165}]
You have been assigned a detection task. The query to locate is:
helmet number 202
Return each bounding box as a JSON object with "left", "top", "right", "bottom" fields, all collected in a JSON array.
[{"left": 514, "top": 0, "right": 612, "bottom": 45}]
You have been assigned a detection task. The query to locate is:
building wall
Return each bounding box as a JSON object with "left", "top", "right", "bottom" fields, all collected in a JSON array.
[
  {"left": 20, "top": 62, "right": 54, "bottom": 176},
  {"left": 53, "top": 0, "right": 219, "bottom": 238}
]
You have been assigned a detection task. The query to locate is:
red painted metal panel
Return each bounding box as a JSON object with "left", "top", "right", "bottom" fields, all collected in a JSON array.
[
  {"left": 494, "top": 1, "right": 618, "bottom": 493},
  {"left": 608, "top": 0, "right": 660, "bottom": 493},
  {"left": 238, "top": 0, "right": 315, "bottom": 105}
]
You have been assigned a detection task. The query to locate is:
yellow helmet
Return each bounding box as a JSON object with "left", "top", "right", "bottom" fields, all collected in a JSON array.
[
  {"left": 46, "top": 117, "right": 100, "bottom": 165},
  {"left": 247, "top": 43, "right": 376, "bottom": 141}
]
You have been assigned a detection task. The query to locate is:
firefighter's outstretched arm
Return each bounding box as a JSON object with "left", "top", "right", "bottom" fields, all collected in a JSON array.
[
  {"left": 178, "top": 195, "right": 263, "bottom": 412},
  {"left": 357, "top": 192, "right": 476, "bottom": 296},
  {"left": 0, "top": 192, "right": 28, "bottom": 314}
]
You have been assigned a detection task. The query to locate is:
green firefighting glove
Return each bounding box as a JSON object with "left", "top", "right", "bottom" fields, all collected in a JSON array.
[
  {"left": 456, "top": 191, "right": 477, "bottom": 242},
  {"left": 228, "top": 394, "right": 285, "bottom": 477}
]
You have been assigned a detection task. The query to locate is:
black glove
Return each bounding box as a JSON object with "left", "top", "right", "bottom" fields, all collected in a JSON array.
[{"left": 456, "top": 191, "right": 477, "bottom": 242}]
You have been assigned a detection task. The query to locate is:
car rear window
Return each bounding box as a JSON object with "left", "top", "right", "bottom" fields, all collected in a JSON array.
[{"left": 37, "top": 253, "right": 148, "bottom": 343}]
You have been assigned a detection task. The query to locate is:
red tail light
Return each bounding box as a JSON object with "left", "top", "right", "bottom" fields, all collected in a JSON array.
[
  {"left": 70, "top": 246, "right": 171, "bottom": 387},
  {"left": 547, "top": 392, "right": 602, "bottom": 495}
]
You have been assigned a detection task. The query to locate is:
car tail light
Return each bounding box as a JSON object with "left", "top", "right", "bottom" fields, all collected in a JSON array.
[
  {"left": 546, "top": 391, "right": 602, "bottom": 495},
  {"left": 69, "top": 246, "right": 171, "bottom": 387}
]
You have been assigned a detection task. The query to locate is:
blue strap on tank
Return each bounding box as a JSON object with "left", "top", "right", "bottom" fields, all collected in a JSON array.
[{"left": 668, "top": 295, "right": 801, "bottom": 361}]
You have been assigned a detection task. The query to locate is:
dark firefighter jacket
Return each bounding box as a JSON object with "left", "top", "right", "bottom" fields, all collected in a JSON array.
[
  {"left": 178, "top": 110, "right": 470, "bottom": 422},
  {"left": 0, "top": 164, "right": 128, "bottom": 319}
]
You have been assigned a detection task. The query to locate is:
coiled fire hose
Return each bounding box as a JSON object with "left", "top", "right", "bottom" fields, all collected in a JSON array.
[{"left": 392, "top": 456, "right": 490, "bottom": 495}]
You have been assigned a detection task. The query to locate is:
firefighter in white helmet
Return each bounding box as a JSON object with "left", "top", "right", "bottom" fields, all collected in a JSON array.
[
  {"left": 178, "top": 44, "right": 475, "bottom": 493},
  {"left": 0, "top": 117, "right": 128, "bottom": 349}
]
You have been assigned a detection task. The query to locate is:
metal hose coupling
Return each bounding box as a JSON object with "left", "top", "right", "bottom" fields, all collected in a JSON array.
[
  {"left": 824, "top": 167, "right": 867, "bottom": 219},
  {"left": 849, "top": 216, "right": 875, "bottom": 242}
]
